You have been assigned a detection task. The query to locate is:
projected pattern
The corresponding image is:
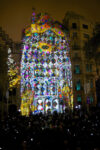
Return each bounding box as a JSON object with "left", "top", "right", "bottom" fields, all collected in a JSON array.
[{"left": 20, "top": 13, "right": 73, "bottom": 116}]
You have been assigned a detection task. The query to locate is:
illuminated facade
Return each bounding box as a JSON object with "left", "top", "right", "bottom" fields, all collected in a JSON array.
[{"left": 20, "top": 13, "right": 73, "bottom": 116}]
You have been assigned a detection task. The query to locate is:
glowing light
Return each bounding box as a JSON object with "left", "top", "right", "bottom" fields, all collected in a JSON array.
[
  {"left": 20, "top": 13, "right": 73, "bottom": 116},
  {"left": 7, "top": 48, "right": 20, "bottom": 91}
]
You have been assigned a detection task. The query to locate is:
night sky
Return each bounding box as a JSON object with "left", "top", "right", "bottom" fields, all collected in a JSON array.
[{"left": 0, "top": 0, "right": 100, "bottom": 42}]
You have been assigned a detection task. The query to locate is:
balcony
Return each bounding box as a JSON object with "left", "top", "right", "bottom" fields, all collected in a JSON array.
[
  {"left": 72, "top": 56, "right": 81, "bottom": 62},
  {"left": 73, "top": 70, "right": 82, "bottom": 74},
  {"left": 72, "top": 45, "right": 81, "bottom": 50}
]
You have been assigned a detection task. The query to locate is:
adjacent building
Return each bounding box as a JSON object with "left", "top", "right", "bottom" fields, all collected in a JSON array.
[
  {"left": 0, "top": 27, "right": 21, "bottom": 117},
  {"left": 63, "top": 11, "right": 97, "bottom": 108},
  {"left": 0, "top": 27, "right": 13, "bottom": 117}
]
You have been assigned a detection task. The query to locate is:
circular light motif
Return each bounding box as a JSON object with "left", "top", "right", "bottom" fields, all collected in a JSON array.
[
  {"left": 42, "top": 45, "right": 49, "bottom": 49},
  {"left": 38, "top": 42, "right": 52, "bottom": 52}
]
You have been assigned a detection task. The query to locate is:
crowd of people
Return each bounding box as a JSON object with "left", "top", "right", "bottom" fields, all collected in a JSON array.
[{"left": 0, "top": 107, "right": 100, "bottom": 150}]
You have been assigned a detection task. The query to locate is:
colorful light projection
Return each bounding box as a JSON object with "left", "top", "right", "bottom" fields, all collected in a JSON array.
[
  {"left": 7, "top": 48, "right": 20, "bottom": 91},
  {"left": 20, "top": 13, "right": 73, "bottom": 116}
]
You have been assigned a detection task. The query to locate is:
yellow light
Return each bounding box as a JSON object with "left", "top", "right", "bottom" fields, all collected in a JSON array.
[
  {"left": 30, "top": 23, "right": 64, "bottom": 37},
  {"left": 38, "top": 42, "right": 52, "bottom": 52}
]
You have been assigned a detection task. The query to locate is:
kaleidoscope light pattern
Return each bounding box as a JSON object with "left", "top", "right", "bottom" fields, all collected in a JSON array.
[{"left": 20, "top": 13, "right": 73, "bottom": 116}]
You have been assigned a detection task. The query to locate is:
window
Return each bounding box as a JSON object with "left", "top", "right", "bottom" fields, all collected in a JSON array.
[
  {"left": 83, "top": 24, "right": 88, "bottom": 29},
  {"left": 87, "top": 96, "right": 90, "bottom": 104},
  {"left": 87, "top": 96, "right": 94, "bottom": 104},
  {"left": 72, "top": 43, "right": 80, "bottom": 50},
  {"left": 90, "top": 79, "right": 93, "bottom": 88},
  {"left": 76, "top": 80, "right": 81, "bottom": 90},
  {"left": 74, "top": 53, "right": 78, "bottom": 57},
  {"left": 77, "top": 94, "right": 81, "bottom": 102},
  {"left": 90, "top": 64, "right": 92, "bottom": 72},
  {"left": 72, "top": 32, "right": 77, "bottom": 38},
  {"left": 86, "top": 64, "right": 92, "bottom": 72},
  {"left": 83, "top": 33, "right": 89, "bottom": 39},
  {"left": 86, "top": 64, "right": 89, "bottom": 72},
  {"left": 90, "top": 96, "right": 93, "bottom": 103},
  {"left": 83, "top": 41, "right": 88, "bottom": 47},
  {"left": 72, "top": 23, "right": 77, "bottom": 29},
  {"left": 75, "top": 65, "right": 80, "bottom": 74}
]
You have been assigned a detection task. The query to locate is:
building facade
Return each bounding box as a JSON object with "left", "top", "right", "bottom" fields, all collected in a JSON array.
[
  {"left": 20, "top": 13, "right": 73, "bottom": 115},
  {"left": 63, "top": 11, "right": 97, "bottom": 108},
  {"left": 1, "top": 12, "right": 99, "bottom": 117},
  {"left": 13, "top": 12, "right": 100, "bottom": 112},
  {"left": 0, "top": 27, "right": 13, "bottom": 117},
  {"left": 0, "top": 27, "right": 21, "bottom": 118}
]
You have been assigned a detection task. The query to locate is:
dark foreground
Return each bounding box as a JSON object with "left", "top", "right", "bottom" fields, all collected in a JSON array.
[{"left": 0, "top": 108, "right": 100, "bottom": 150}]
